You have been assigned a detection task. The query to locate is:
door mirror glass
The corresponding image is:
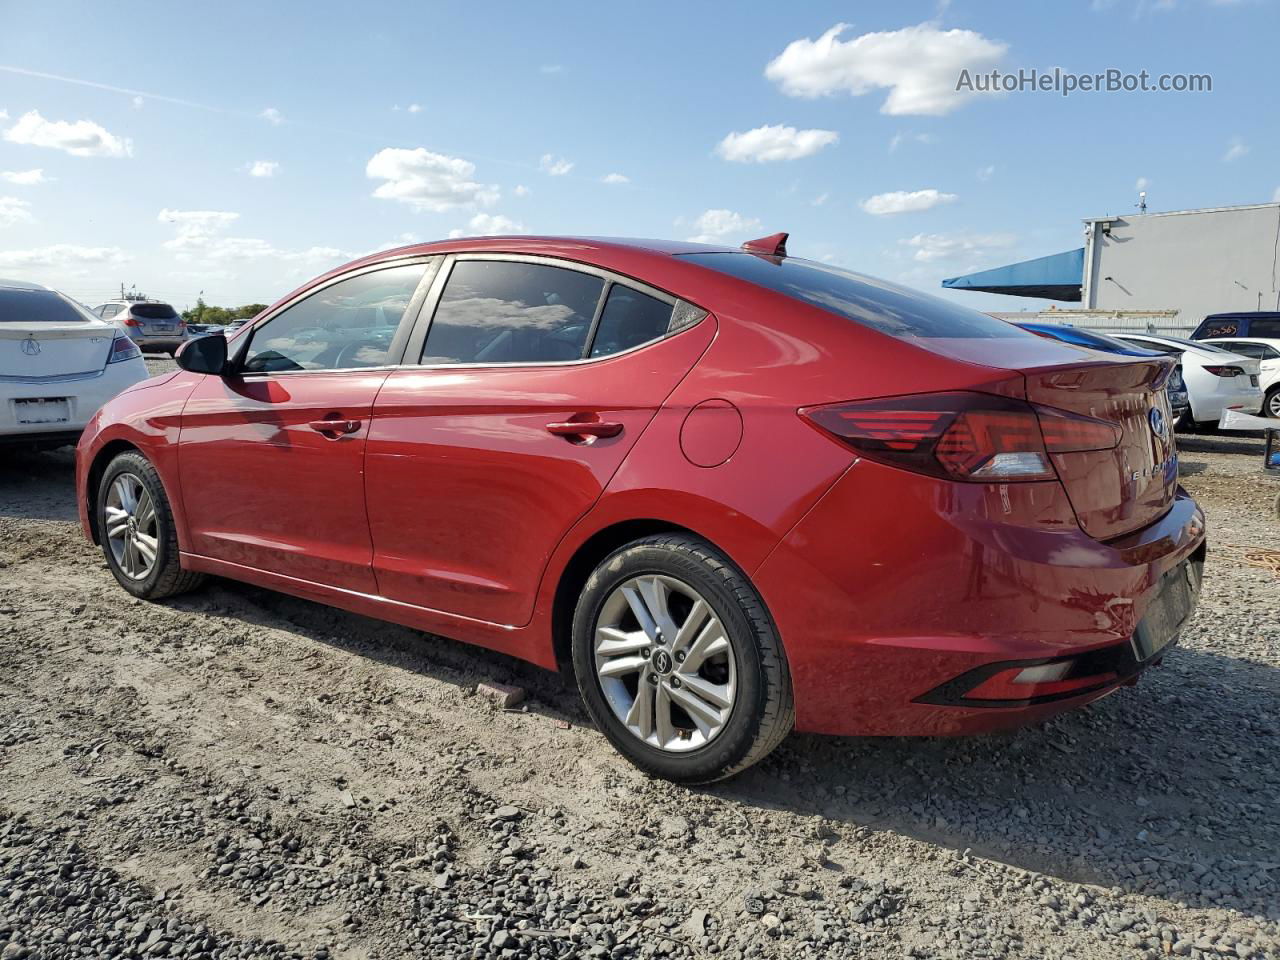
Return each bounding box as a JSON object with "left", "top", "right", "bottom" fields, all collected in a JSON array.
[{"left": 176, "top": 331, "right": 228, "bottom": 375}]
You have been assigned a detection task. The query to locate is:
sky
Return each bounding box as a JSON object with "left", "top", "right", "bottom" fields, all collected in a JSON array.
[{"left": 1, "top": 0, "right": 1278, "bottom": 313}]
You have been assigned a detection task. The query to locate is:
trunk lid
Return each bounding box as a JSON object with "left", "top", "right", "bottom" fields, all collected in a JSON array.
[
  {"left": 917, "top": 337, "right": 1177, "bottom": 540},
  {"left": 1024, "top": 356, "right": 1177, "bottom": 540},
  {"left": 0, "top": 322, "right": 116, "bottom": 379}
]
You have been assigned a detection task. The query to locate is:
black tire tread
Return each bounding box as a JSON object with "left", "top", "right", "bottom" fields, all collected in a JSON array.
[{"left": 100, "top": 451, "right": 205, "bottom": 599}]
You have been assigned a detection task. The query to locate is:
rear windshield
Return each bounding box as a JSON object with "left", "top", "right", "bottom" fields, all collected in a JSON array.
[
  {"left": 680, "top": 252, "right": 1026, "bottom": 340},
  {"left": 129, "top": 302, "right": 178, "bottom": 320},
  {"left": 0, "top": 288, "right": 95, "bottom": 323}
]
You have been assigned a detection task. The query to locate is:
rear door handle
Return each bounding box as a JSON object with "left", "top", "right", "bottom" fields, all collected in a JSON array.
[
  {"left": 546, "top": 420, "right": 623, "bottom": 439},
  {"left": 308, "top": 418, "right": 362, "bottom": 436}
]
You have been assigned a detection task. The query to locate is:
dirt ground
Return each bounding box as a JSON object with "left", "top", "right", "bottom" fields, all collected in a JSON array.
[{"left": 1, "top": 375, "right": 1277, "bottom": 959}]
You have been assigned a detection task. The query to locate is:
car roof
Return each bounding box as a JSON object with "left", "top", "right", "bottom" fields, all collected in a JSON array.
[
  {"left": 0, "top": 278, "right": 52, "bottom": 292},
  {"left": 1205, "top": 336, "right": 1280, "bottom": 344},
  {"left": 1203, "top": 311, "right": 1280, "bottom": 320}
]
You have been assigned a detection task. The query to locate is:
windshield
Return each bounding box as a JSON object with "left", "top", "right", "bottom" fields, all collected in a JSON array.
[
  {"left": 680, "top": 252, "right": 1029, "bottom": 340},
  {"left": 0, "top": 288, "right": 98, "bottom": 324}
]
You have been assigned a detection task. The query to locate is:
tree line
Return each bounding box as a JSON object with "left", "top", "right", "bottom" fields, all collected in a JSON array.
[{"left": 181, "top": 298, "right": 268, "bottom": 326}]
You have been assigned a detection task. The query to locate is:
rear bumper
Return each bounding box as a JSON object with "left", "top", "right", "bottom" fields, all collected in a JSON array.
[
  {"left": 1190, "top": 382, "right": 1263, "bottom": 421},
  {"left": 1, "top": 362, "right": 147, "bottom": 441},
  {"left": 754, "top": 459, "right": 1207, "bottom": 737}
]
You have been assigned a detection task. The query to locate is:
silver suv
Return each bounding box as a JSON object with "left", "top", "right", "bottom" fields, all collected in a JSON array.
[{"left": 93, "top": 299, "right": 188, "bottom": 354}]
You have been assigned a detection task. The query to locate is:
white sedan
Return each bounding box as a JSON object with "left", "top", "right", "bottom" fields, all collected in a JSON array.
[
  {"left": 1, "top": 279, "right": 149, "bottom": 449},
  {"left": 1201, "top": 337, "right": 1280, "bottom": 418},
  {"left": 1112, "top": 333, "right": 1263, "bottom": 429}
]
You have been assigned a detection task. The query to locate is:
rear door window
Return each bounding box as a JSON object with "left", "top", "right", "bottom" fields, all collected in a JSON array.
[
  {"left": 422, "top": 260, "right": 604, "bottom": 364},
  {"left": 241, "top": 263, "right": 426, "bottom": 373},
  {"left": 1250, "top": 318, "right": 1280, "bottom": 338}
]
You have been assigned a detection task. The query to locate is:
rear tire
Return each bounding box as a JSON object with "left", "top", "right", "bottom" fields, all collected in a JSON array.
[
  {"left": 571, "top": 534, "right": 793, "bottom": 784},
  {"left": 1265, "top": 387, "right": 1280, "bottom": 419},
  {"left": 97, "top": 451, "right": 204, "bottom": 600}
]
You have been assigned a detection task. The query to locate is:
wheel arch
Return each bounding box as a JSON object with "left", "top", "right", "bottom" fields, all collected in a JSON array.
[{"left": 85, "top": 439, "right": 144, "bottom": 545}]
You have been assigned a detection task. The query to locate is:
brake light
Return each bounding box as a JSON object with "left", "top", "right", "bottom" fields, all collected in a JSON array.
[
  {"left": 107, "top": 333, "right": 141, "bottom": 364},
  {"left": 119, "top": 314, "right": 142, "bottom": 327},
  {"left": 800, "top": 391, "right": 1121, "bottom": 483},
  {"left": 1202, "top": 365, "right": 1245, "bottom": 378}
]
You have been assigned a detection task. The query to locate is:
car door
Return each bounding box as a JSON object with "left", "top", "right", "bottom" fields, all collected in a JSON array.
[
  {"left": 364, "top": 255, "right": 713, "bottom": 626},
  {"left": 178, "top": 259, "right": 435, "bottom": 591}
]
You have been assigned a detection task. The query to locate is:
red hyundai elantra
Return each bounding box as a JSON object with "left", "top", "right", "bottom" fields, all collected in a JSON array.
[{"left": 76, "top": 233, "right": 1205, "bottom": 783}]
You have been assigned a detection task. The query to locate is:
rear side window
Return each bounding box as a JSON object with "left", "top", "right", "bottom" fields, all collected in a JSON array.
[
  {"left": 423, "top": 260, "right": 604, "bottom": 364},
  {"left": 589, "top": 286, "right": 674, "bottom": 358},
  {"left": 1251, "top": 318, "right": 1280, "bottom": 338},
  {"left": 129, "top": 303, "right": 178, "bottom": 320},
  {"left": 0, "top": 289, "right": 93, "bottom": 323},
  {"left": 99, "top": 304, "right": 120, "bottom": 319},
  {"left": 242, "top": 263, "right": 425, "bottom": 373},
  {"left": 1217, "top": 342, "right": 1264, "bottom": 359},
  {"left": 681, "top": 252, "right": 1024, "bottom": 340}
]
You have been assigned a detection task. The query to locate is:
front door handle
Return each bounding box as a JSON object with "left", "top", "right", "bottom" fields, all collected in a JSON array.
[
  {"left": 308, "top": 418, "right": 362, "bottom": 436},
  {"left": 546, "top": 420, "right": 624, "bottom": 439}
]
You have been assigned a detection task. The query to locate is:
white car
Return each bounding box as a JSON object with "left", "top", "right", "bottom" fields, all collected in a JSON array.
[
  {"left": 1, "top": 279, "right": 150, "bottom": 449},
  {"left": 1201, "top": 337, "right": 1280, "bottom": 418},
  {"left": 1110, "top": 333, "right": 1263, "bottom": 429}
]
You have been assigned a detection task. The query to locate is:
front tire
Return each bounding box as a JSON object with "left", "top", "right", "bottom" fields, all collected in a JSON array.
[
  {"left": 1265, "top": 387, "right": 1280, "bottom": 420},
  {"left": 97, "top": 451, "right": 204, "bottom": 599},
  {"left": 571, "top": 534, "right": 793, "bottom": 784}
]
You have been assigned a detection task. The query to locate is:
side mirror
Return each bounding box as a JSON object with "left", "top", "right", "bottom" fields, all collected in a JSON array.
[{"left": 175, "top": 332, "right": 228, "bottom": 375}]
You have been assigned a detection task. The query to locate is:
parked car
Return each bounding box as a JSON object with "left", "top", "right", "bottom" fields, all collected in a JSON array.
[
  {"left": 186, "top": 322, "right": 226, "bottom": 337},
  {"left": 1201, "top": 337, "right": 1280, "bottom": 417},
  {"left": 1013, "top": 322, "right": 1190, "bottom": 424},
  {"left": 1, "top": 279, "right": 148, "bottom": 449},
  {"left": 1111, "top": 333, "right": 1262, "bottom": 429},
  {"left": 1189, "top": 311, "right": 1280, "bottom": 342},
  {"left": 92, "top": 299, "right": 188, "bottom": 354},
  {"left": 76, "top": 235, "right": 1206, "bottom": 783}
]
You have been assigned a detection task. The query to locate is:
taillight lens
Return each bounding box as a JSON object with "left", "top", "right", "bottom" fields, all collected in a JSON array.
[
  {"left": 107, "top": 333, "right": 141, "bottom": 364},
  {"left": 801, "top": 391, "right": 1121, "bottom": 483},
  {"left": 120, "top": 314, "right": 142, "bottom": 327},
  {"left": 1202, "top": 365, "right": 1245, "bottom": 378}
]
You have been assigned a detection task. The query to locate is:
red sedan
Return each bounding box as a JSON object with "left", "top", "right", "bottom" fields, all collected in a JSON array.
[{"left": 76, "top": 233, "right": 1205, "bottom": 783}]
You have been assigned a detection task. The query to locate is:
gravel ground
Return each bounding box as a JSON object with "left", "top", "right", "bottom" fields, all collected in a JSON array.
[{"left": 1, "top": 397, "right": 1277, "bottom": 959}]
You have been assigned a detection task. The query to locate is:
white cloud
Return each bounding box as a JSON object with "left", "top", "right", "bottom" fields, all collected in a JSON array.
[
  {"left": 716, "top": 124, "right": 839, "bottom": 163},
  {"left": 539, "top": 153, "right": 574, "bottom": 176},
  {"left": 0, "top": 243, "right": 130, "bottom": 271},
  {"left": 131, "top": 95, "right": 144, "bottom": 110},
  {"left": 888, "top": 131, "right": 934, "bottom": 152},
  {"left": 260, "top": 107, "right": 284, "bottom": 126},
  {"left": 1135, "top": 176, "right": 1150, "bottom": 190},
  {"left": 366, "top": 147, "right": 499, "bottom": 212},
  {"left": 601, "top": 172, "right": 630, "bottom": 184},
  {"left": 862, "top": 188, "right": 957, "bottom": 215},
  {"left": 157, "top": 207, "right": 346, "bottom": 264},
  {"left": 901, "top": 231, "right": 1016, "bottom": 263},
  {"left": 977, "top": 164, "right": 996, "bottom": 181},
  {"left": 1, "top": 168, "right": 47, "bottom": 185},
  {"left": 540, "top": 64, "right": 564, "bottom": 75},
  {"left": 2, "top": 110, "right": 132, "bottom": 157},
  {"left": 448, "top": 212, "right": 527, "bottom": 238},
  {"left": 408, "top": 103, "right": 423, "bottom": 114},
  {"left": 686, "top": 209, "right": 763, "bottom": 244},
  {"left": 812, "top": 192, "right": 829, "bottom": 206},
  {"left": 247, "top": 160, "right": 279, "bottom": 178},
  {"left": 0, "top": 110, "right": 7, "bottom": 121},
  {"left": 0, "top": 196, "right": 34, "bottom": 228},
  {"left": 514, "top": 184, "right": 531, "bottom": 197},
  {"left": 765, "top": 22, "right": 1007, "bottom": 115},
  {"left": 1222, "top": 137, "right": 1249, "bottom": 162}
]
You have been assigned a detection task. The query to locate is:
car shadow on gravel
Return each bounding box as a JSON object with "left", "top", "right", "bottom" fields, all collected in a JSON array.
[
  {"left": 0, "top": 447, "right": 79, "bottom": 523},
  {"left": 715, "top": 647, "right": 1280, "bottom": 915}
]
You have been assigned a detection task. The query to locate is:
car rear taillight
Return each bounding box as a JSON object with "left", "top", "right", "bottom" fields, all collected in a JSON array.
[
  {"left": 120, "top": 314, "right": 142, "bottom": 327},
  {"left": 107, "top": 333, "right": 141, "bottom": 363},
  {"left": 800, "top": 391, "right": 1121, "bottom": 483},
  {"left": 1202, "top": 365, "right": 1246, "bottom": 377}
]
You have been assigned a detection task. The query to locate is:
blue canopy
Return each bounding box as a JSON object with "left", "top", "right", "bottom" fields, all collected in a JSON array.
[{"left": 942, "top": 247, "right": 1084, "bottom": 301}]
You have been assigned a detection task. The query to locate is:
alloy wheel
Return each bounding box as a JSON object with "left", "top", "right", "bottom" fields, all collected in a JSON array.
[
  {"left": 593, "top": 574, "right": 737, "bottom": 752},
  {"left": 1268, "top": 391, "right": 1280, "bottom": 418},
  {"left": 104, "top": 473, "right": 158, "bottom": 580}
]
